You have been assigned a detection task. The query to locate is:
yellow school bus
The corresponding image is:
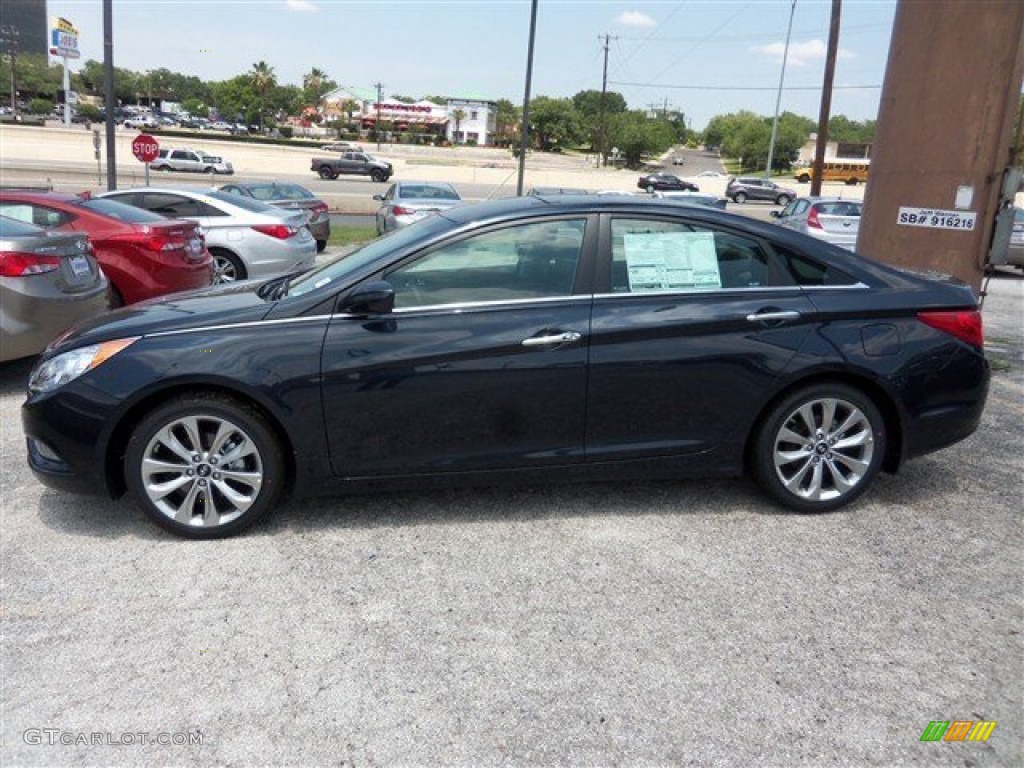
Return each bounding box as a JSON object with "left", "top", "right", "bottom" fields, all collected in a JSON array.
[{"left": 795, "top": 159, "right": 870, "bottom": 185}]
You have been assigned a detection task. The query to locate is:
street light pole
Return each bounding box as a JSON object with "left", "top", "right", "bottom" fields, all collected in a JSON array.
[
  {"left": 103, "top": 0, "right": 116, "bottom": 190},
  {"left": 765, "top": 0, "right": 797, "bottom": 178},
  {"left": 516, "top": 0, "right": 539, "bottom": 196},
  {"left": 374, "top": 81, "right": 383, "bottom": 151}
]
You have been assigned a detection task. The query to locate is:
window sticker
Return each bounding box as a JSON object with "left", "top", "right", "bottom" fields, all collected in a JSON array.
[{"left": 623, "top": 231, "right": 721, "bottom": 291}]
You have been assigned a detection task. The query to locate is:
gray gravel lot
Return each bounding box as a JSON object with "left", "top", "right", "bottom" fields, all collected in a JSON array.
[{"left": 1, "top": 274, "right": 1021, "bottom": 767}]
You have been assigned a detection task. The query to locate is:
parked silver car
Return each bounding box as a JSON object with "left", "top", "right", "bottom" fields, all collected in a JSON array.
[
  {"left": 97, "top": 188, "right": 316, "bottom": 283},
  {"left": 1, "top": 216, "right": 108, "bottom": 362},
  {"left": 220, "top": 181, "right": 331, "bottom": 253},
  {"left": 150, "top": 148, "right": 233, "bottom": 175},
  {"left": 374, "top": 181, "right": 462, "bottom": 234},
  {"left": 771, "top": 196, "right": 862, "bottom": 251},
  {"left": 1008, "top": 207, "right": 1024, "bottom": 268}
]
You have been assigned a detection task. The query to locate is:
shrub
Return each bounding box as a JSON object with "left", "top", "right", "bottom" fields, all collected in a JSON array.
[{"left": 28, "top": 98, "right": 53, "bottom": 115}]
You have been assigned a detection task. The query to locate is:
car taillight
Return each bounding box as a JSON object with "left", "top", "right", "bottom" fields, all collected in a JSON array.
[
  {"left": 0, "top": 251, "right": 61, "bottom": 276},
  {"left": 806, "top": 206, "right": 823, "bottom": 229},
  {"left": 144, "top": 234, "right": 180, "bottom": 252},
  {"left": 392, "top": 205, "right": 415, "bottom": 216},
  {"left": 311, "top": 202, "right": 328, "bottom": 215},
  {"left": 917, "top": 309, "right": 983, "bottom": 348},
  {"left": 252, "top": 224, "right": 298, "bottom": 239}
]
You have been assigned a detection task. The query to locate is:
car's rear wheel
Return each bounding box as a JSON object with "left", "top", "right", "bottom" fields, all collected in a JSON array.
[
  {"left": 847, "top": 177, "right": 859, "bottom": 186},
  {"left": 318, "top": 167, "right": 334, "bottom": 180},
  {"left": 733, "top": 191, "right": 748, "bottom": 203},
  {"left": 125, "top": 395, "right": 285, "bottom": 539},
  {"left": 371, "top": 169, "right": 386, "bottom": 182},
  {"left": 646, "top": 184, "right": 655, "bottom": 193},
  {"left": 752, "top": 383, "right": 885, "bottom": 513},
  {"left": 210, "top": 249, "right": 246, "bottom": 283},
  {"left": 776, "top": 194, "right": 792, "bottom": 206},
  {"left": 316, "top": 239, "right": 327, "bottom": 253}
]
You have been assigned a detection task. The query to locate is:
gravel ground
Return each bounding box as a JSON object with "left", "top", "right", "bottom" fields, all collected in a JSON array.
[{"left": 1, "top": 275, "right": 1021, "bottom": 767}]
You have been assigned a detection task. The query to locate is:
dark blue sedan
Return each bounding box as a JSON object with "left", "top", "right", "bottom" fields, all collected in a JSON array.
[{"left": 23, "top": 195, "right": 989, "bottom": 538}]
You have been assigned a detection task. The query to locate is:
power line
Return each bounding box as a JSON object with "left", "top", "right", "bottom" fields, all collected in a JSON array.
[{"left": 609, "top": 80, "right": 880, "bottom": 91}]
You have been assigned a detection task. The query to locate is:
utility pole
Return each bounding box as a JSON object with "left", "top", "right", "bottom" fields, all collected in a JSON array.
[
  {"left": 597, "top": 34, "right": 615, "bottom": 167},
  {"left": 811, "top": 0, "right": 842, "bottom": 196},
  {"left": 0, "top": 25, "right": 19, "bottom": 117},
  {"left": 103, "top": 0, "right": 116, "bottom": 190},
  {"left": 766, "top": 0, "right": 797, "bottom": 177},
  {"left": 516, "top": 0, "right": 539, "bottom": 195},
  {"left": 374, "top": 81, "right": 383, "bottom": 150}
]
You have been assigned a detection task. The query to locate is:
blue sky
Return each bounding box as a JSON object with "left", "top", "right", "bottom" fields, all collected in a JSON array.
[{"left": 47, "top": 0, "right": 897, "bottom": 129}]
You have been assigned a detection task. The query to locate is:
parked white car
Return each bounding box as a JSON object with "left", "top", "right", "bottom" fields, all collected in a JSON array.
[
  {"left": 98, "top": 187, "right": 316, "bottom": 283},
  {"left": 150, "top": 148, "right": 234, "bottom": 175},
  {"left": 771, "top": 196, "right": 862, "bottom": 251}
]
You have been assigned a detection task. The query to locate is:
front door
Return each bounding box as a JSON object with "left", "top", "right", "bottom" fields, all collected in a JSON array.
[{"left": 321, "top": 216, "right": 596, "bottom": 477}]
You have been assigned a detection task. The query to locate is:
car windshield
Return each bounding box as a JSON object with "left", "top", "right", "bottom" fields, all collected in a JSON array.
[
  {"left": 399, "top": 184, "right": 460, "bottom": 200},
  {"left": 79, "top": 197, "right": 168, "bottom": 222},
  {"left": 286, "top": 214, "right": 453, "bottom": 298}
]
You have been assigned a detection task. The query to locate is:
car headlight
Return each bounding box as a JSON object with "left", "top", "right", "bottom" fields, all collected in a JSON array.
[{"left": 29, "top": 337, "right": 139, "bottom": 394}]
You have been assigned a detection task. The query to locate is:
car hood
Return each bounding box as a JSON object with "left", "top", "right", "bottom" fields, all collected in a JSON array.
[{"left": 45, "top": 279, "right": 273, "bottom": 354}]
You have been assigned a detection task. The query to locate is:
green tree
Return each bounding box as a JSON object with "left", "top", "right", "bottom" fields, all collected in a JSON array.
[
  {"left": 248, "top": 60, "right": 276, "bottom": 127},
  {"left": 606, "top": 110, "right": 676, "bottom": 166},
  {"left": 451, "top": 108, "right": 466, "bottom": 143},
  {"left": 572, "top": 89, "right": 628, "bottom": 153},
  {"left": 303, "top": 67, "right": 336, "bottom": 112},
  {"left": 493, "top": 98, "right": 520, "bottom": 146},
  {"left": 528, "top": 96, "right": 580, "bottom": 151}
]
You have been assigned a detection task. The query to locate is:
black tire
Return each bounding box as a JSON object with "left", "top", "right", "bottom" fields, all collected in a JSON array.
[
  {"left": 315, "top": 239, "right": 327, "bottom": 253},
  {"left": 210, "top": 249, "right": 246, "bottom": 283},
  {"left": 370, "top": 169, "right": 386, "bottom": 182},
  {"left": 733, "top": 191, "right": 748, "bottom": 203},
  {"left": 776, "top": 194, "right": 792, "bottom": 206},
  {"left": 317, "top": 166, "right": 334, "bottom": 180},
  {"left": 646, "top": 184, "right": 655, "bottom": 193},
  {"left": 124, "top": 394, "right": 286, "bottom": 539},
  {"left": 751, "top": 383, "right": 886, "bottom": 513},
  {"left": 203, "top": 166, "right": 215, "bottom": 174},
  {"left": 797, "top": 173, "right": 810, "bottom": 183},
  {"left": 847, "top": 178, "right": 859, "bottom": 186},
  {"left": 108, "top": 283, "right": 125, "bottom": 308}
]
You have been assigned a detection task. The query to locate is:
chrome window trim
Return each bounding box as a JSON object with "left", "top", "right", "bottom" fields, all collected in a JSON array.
[
  {"left": 385, "top": 295, "right": 593, "bottom": 315},
  {"left": 592, "top": 282, "right": 869, "bottom": 300},
  {"left": 145, "top": 314, "right": 334, "bottom": 338}
]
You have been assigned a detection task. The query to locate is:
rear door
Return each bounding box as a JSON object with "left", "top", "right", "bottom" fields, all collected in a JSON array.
[
  {"left": 321, "top": 215, "right": 596, "bottom": 476},
  {"left": 585, "top": 213, "right": 817, "bottom": 463}
]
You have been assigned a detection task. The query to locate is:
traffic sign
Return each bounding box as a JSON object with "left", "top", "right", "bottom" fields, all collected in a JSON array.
[{"left": 132, "top": 133, "right": 159, "bottom": 164}]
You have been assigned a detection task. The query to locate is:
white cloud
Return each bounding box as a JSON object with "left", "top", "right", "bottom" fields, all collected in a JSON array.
[
  {"left": 616, "top": 11, "right": 657, "bottom": 28},
  {"left": 751, "top": 39, "right": 854, "bottom": 67},
  {"left": 285, "top": 0, "right": 318, "bottom": 12}
]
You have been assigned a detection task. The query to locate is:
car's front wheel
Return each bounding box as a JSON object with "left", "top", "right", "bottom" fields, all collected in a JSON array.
[
  {"left": 751, "top": 383, "right": 886, "bottom": 513},
  {"left": 125, "top": 395, "right": 286, "bottom": 539}
]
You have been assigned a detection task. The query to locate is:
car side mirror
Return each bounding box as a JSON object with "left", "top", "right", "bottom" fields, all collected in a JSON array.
[
  {"left": 769, "top": 211, "right": 781, "bottom": 218},
  {"left": 373, "top": 194, "right": 383, "bottom": 201},
  {"left": 338, "top": 280, "right": 395, "bottom": 315}
]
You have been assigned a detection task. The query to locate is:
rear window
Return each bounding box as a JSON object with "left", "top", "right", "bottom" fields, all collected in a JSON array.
[
  {"left": 79, "top": 198, "right": 168, "bottom": 223},
  {"left": 0, "top": 215, "right": 44, "bottom": 236},
  {"left": 248, "top": 184, "right": 313, "bottom": 201},
  {"left": 204, "top": 189, "right": 277, "bottom": 213},
  {"left": 815, "top": 201, "right": 862, "bottom": 216}
]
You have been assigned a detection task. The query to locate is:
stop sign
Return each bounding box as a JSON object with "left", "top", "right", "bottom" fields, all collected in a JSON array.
[{"left": 132, "top": 133, "right": 160, "bottom": 164}]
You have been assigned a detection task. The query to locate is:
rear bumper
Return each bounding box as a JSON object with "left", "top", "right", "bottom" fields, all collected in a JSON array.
[{"left": 1, "top": 281, "right": 109, "bottom": 362}]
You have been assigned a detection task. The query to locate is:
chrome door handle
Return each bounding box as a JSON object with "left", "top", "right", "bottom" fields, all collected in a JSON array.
[
  {"left": 745, "top": 310, "right": 801, "bottom": 323},
  {"left": 521, "top": 331, "right": 583, "bottom": 347}
]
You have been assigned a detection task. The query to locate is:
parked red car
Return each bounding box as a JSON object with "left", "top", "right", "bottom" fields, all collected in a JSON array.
[{"left": 0, "top": 191, "right": 213, "bottom": 305}]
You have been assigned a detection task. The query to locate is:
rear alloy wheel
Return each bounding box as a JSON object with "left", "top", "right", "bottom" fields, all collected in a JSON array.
[
  {"left": 211, "top": 250, "right": 245, "bottom": 283},
  {"left": 646, "top": 184, "right": 655, "bottom": 193},
  {"left": 733, "top": 191, "right": 748, "bottom": 203},
  {"left": 125, "top": 396, "right": 285, "bottom": 539},
  {"left": 371, "top": 169, "right": 387, "bottom": 182},
  {"left": 752, "top": 383, "right": 885, "bottom": 513},
  {"left": 318, "top": 167, "right": 335, "bottom": 180},
  {"left": 776, "top": 194, "right": 792, "bottom": 206}
]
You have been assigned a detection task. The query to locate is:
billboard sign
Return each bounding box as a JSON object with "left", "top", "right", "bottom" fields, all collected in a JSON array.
[{"left": 50, "top": 17, "right": 80, "bottom": 59}]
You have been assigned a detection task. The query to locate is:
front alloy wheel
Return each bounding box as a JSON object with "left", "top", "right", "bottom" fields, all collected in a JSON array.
[
  {"left": 126, "top": 396, "right": 285, "bottom": 538},
  {"left": 753, "top": 384, "right": 885, "bottom": 512}
]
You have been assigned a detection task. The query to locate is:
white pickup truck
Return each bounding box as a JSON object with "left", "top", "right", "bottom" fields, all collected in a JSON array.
[{"left": 150, "top": 148, "right": 234, "bottom": 175}]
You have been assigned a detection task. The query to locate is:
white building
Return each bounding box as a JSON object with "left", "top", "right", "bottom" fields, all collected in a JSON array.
[{"left": 445, "top": 97, "right": 497, "bottom": 146}]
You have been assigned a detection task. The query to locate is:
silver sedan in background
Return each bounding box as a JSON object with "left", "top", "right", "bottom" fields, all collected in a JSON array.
[
  {"left": 374, "top": 181, "right": 462, "bottom": 234},
  {"left": 219, "top": 181, "right": 331, "bottom": 253},
  {"left": 98, "top": 188, "right": 317, "bottom": 283},
  {"left": 771, "top": 196, "right": 863, "bottom": 251},
  {"left": 1, "top": 216, "right": 108, "bottom": 362}
]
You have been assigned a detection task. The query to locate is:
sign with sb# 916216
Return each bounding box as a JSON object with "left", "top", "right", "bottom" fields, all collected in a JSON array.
[{"left": 898, "top": 207, "right": 977, "bottom": 230}]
